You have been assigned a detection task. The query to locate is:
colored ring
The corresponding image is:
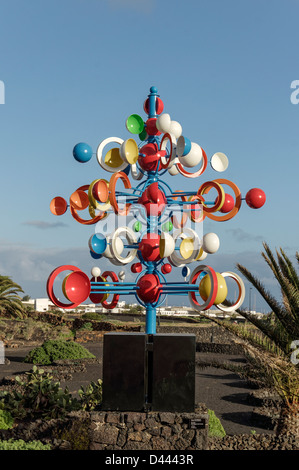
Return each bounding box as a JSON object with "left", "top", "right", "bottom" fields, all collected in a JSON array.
[
  {"left": 88, "top": 179, "right": 111, "bottom": 212},
  {"left": 47, "top": 265, "right": 89, "bottom": 309},
  {"left": 216, "top": 271, "right": 245, "bottom": 312},
  {"left": 188, "top": 265, "right": 218, "bottom": 311},
  {"left": 101, "top": 271, "right": 120, "bottom": 309},
  {"left": 159, "top": 133, "right": 174, "bottom": 169},
  {"left": 188, "top": 194, "right": 205, "bottom": 223},
  {"left": 168, "top": 228, "right": 200, "bottom": 266},
  {"left": 96, "top": 137, "right": 128, "bottom": 173},
  {"left": 109, "top": 172, "right": 132, "bottom": 215},
  {"left": 203, "top": 179, "right": 242, "bottom": 222},
  {"left": 197, "top": 181, "right": 225, "bottom": 213},
  {"left": 69, "top": 185, "right": 107, "bottom": 225},
  {"left": 110, "top": 227, "right": 138, "bottom": 264},
  {"left": 170, "top": 191, "right": 189, "bottom": 228},
  {"left": 131, "top": 163, "right": 143, "bottom": 180},
  {"left": 176, "top": 148, "right": 208, "bottom": 178}
]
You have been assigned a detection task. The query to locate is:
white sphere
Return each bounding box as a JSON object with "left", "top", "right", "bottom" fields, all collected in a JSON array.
[
  {"left": 156, "top": 113, "right": 171, "bottom": 133},
  {"left": 118, "top": 270, "right": 126, "bottom": 280},
  {"left": 91, "top": 267, "right": 101, "bottom": 278},
  {"left": 169, "top": 120, "right": 182, "bottom": 139},
  {"left": 202, "top": 233, "right": 220, "bottom": 254},
  {"left": 178, "top": 142, "right": 203, "bottom": 168}
]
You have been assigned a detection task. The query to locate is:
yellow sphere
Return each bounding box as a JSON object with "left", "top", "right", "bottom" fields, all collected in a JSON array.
[{"left": 199, "top": 272, "right": 228, "bottom": 305}]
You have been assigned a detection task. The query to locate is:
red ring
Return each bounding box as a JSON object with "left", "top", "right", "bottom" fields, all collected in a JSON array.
[
  {"left": 190, "top": 266, "right": 218, "bottom": 310},
  {"left": 159, "top": 133, "right": 173, "bottom": 169},
  {"left": 47, "top": 265, "right": 90, "bottom": 309},
  {"left": 176, "top": 148, "right": 208, "bottom": 178},
  {"left": 101, "top": 271, "right": 120, "bottom": 309}
]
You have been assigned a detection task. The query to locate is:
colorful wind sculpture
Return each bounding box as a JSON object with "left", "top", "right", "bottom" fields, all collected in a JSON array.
[{"left": 47, "top": 86, "right": 266, "bottom": 334}]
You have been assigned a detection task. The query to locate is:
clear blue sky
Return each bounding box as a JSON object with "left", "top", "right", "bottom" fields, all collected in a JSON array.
[{"left": 0, "top": 0, "right": 298, "bottom": 312}]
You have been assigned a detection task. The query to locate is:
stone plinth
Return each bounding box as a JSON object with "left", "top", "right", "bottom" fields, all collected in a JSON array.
[{"left": 89, "top": 405, "right": 209, "bottom": 450}]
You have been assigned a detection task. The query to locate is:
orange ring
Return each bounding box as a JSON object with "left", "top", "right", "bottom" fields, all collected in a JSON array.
[
  {"left": 203, "top": 179, "right": 242, "bottom": 221},
  {"left": 109, "top": 172, "right": 132, "bottom": 216},
  {"left": 69, "top": 185, "right": 107, "bottom": 225},
  {"left": 170, "top": 190, "right": 189, "bottom": 228},
  {"left": 188, "top": 194, "right": 206, "bottom": 223},
  {"left": 176, "top": 148, "right": 208, "bottom": 178}
]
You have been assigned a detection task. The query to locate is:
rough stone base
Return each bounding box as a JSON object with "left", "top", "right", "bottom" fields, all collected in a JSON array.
[
  {"left": 89, "top": 405, "right": 209, "bottom": 450},
  {"left": 0, "top": 406, "right": 209, "bottom": 450}
]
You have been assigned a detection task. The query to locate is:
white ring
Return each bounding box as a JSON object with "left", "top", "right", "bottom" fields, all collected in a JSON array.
[
  {"left": 131, "top": 163, "right": 143, "bottom": 180},
  {"left": 168, "top": 228, "right": 200, "bottom": 266},
  {"left": 96, "top": 137, "right": 128, "bottom": 173},
  {"left": 216, "top": 271, "right": 245, "bottom": 312},
  {"left": 110, "top": 227, "right": 138, "bottom": 265}
]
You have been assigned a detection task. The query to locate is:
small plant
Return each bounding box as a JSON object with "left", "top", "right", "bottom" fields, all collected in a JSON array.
[
  {"left": 82, "top": 312, "right": 107, "bottom": 321},
  {"left": 0, "top": 409, "right": 14, "bottom": 429},
  {"left": 78, "top": 380, "right": 102, "bottom": 411},
  {"left": 208, "top": 409, "right": 226, "bottom": 438},
  {"left": 79, "top": 322, "right": 93, "bottom": 331},
  {"left": 0, "top": 366, "right": 80, "bottom": 420},
  {"left": 23, "top": 340, "right": 95, "bottom": 365},
  {"left": 0, "top": 439, "right": 51, "bottom": 450}
]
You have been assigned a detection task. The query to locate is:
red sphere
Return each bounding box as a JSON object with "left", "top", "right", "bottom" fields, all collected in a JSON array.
[
  {"left": 138, "top": 233, "right": 161, "bottom": 262},
  {"left": 143, "top": 97, "right": 164, "bottom": 115},
  {"left": 131, "top": 262, "right": 142, "bottom": 273},
  {"left": 136, "top": 273, "right": 161, "bottom": 303},
  {"left": 138, "top": 186, "right": 166, "bottom": 217},
  {"left": 145, "top": 118, "right": 161, "bottom": 136},
  {"left": 161, "top": 263, "right": 172, "bottom": 274},
  {"left": 245, "top": 188, "right": 266, "bottom": 209},
  {"left": 138, "top": 142, "right": 160, "bottom": 171},
  {"left": 220, "top": 193, "right": 235, "bottom": 213}
]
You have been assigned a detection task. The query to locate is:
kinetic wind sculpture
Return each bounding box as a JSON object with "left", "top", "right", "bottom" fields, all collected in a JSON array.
[{"left": 47, "top": 86, "right": 266, "bottom": 334}]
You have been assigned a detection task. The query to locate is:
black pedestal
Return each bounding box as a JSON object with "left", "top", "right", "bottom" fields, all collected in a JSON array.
[{"left": 102, "top": 333, "right": 195, "bottom": 412}]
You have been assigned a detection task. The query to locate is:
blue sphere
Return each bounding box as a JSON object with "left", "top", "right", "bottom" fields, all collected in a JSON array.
[
  {"left": 73, "top": 143, "right": 93, "bottom": 163},
  {"left": 90, "top": 250, "right": 102, "bottom": 260}
]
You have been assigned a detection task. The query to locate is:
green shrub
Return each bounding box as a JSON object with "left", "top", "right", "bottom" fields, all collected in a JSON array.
[
  {"left": 79, "top": 322, "right": 93, "bottom": 331},
  {"left": 0, "top": 410, "right": 14, "bottom": 429},
  {"left": 0, "top": 439, "right": 51, "bottom": 450},
  {"left": 82, "top": 312, "right": 106, "bottom": 321},
  {"left": 23, "top": 340, "right": 95, "bottom": 365},
  {"left": 208, "top": 409, "right": 226, "bottom": 438}
]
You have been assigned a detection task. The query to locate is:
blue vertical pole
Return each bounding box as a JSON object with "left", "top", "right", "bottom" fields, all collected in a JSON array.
[
  {"left": 148, "top": 86, "right": 158, "bottom": 118},
  {"left": 146, "top": 304, "right": 157, "bottom": 334}
]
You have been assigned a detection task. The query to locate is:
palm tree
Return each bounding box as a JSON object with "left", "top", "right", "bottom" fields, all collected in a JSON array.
[
  {"left": 236, "top": 242, "right": 299, "bottom": 355},
  {"left": 194, "top": 243, "right": 299, "bottom": 438},
  {"left": 0, "top": 275, "right": 25, "bottom": 319},
  {"left": 234, "top": 243, "right": 299, "bottom": 438}
]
